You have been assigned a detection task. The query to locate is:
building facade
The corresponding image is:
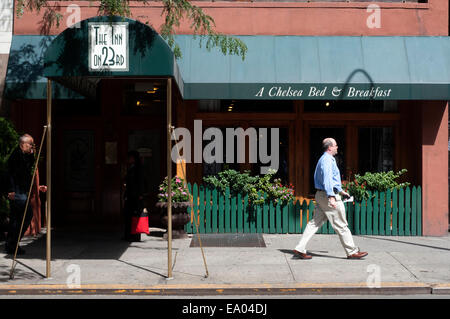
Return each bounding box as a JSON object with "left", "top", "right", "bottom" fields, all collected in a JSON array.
[
  {"left": 0, "top": 0, "right": 12, "bottom": 108},
  {"left": 2, "top": 0, "right": 449, "bottom": 235}
]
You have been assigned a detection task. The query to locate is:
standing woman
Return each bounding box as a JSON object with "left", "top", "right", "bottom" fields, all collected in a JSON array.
[{"left": 123, "top": 150, "right": 145, "bottom": 242}]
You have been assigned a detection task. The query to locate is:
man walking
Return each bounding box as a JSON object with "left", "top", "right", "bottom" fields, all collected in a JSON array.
[
  {"left": 293, "top": 138, "right": 367, "bottom": 260},
  {"left": 5, "top": 134, "right": 47, "bottom": 255}
]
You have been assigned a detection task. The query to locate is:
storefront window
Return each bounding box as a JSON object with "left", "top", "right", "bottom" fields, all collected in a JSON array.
[
  {"left": 250, "top": 127, "right": 289, "bottom": 184},
  {"left": 198, "top": 100, "right": 294, "bottom": 113},
  {"left": 202, "top": 127, "right": 289, "bottom": 184},
  {"left": 358, "top": 127, "right": 394, "bottom": 173},
  {"left": 203, "top": 127, "right": 240, "bottom": 177},
  {"left": 304, "top": 100, "right": 398, "bottom": 113}
]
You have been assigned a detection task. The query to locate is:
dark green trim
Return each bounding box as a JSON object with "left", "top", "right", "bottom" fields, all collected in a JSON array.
[{"left": 183, "top": 83, "right": 450, "bottom": 100}]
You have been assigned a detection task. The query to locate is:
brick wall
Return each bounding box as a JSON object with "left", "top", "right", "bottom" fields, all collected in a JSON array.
[{"left": 0, "top": 0, "right": 13, "bottom": 114}]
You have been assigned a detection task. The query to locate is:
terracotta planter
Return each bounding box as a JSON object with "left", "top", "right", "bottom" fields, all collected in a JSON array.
[{"left": 156, "top": 201, "right": 191, "bottom": 239}]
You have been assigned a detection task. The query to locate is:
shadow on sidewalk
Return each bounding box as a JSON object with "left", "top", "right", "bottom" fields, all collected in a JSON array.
[
  {"left": 279, "top": 249, "right": 343, "bottom": 260},
  {"left": 0, "top": 228, "right": 145, "bottom": 261},
  {"left": 0, "top": 262, "right": 46, "bottom": 283},
  {"left": 116, "top": 260, "right": 167, "bottom": 279},
  {"left": 0, "top": 227, "right": 171, "bottom": 282},
  {"left": 359, "top": 236, "right": 450, "bottom": 252}
]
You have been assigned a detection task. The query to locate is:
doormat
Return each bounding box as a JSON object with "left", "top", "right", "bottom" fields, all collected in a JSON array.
[{"left": 189, "top": 233, "right": 266, "bottom": 248}]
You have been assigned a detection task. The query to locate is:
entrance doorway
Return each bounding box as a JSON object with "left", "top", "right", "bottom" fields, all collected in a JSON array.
[
  {"left": 125, "top": 129, "right": 163, "bottom": 216},
  {"left": 53, "top": 79, "right": 170, "bottom": 228}
]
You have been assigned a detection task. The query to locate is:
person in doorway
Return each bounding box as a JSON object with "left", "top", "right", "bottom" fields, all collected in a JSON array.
[
  {"left": 5, "top": 134, "right": 47, "bottom": 255},
  {"left": 293, "top": 138, "right": 368, "bottom": 260},
  {"left": 123, "top": 150, "right": 145, "bottom": 242}
]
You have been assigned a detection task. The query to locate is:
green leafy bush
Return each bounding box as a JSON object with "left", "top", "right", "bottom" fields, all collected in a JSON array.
[
  {"left": 343, "top": 169, "right": 410, "bottom": 201},
  {"left": 0, "top": 118, "right": 19, "bottom": 224},
  {"left": 203, "top": 169, "right": 294, "bottom": 205}
]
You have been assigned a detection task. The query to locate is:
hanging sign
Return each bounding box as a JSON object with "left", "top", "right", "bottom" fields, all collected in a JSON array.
[{"left": 88, "top": 22, "right": 129, "bottom": 72}]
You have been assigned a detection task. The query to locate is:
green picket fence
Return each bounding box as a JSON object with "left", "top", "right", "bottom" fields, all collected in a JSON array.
[{"left": 184, "top": 184, "right": 422, "bottom": 236}]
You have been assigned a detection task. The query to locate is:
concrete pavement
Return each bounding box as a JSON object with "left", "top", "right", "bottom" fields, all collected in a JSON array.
[{"left": 0, "top": 228, "right": 449, "bottom": 296}]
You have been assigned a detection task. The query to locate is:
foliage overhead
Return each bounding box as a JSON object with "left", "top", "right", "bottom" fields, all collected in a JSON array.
[{"left": 15, "top": 0, "right": 247, "bottom": 60}]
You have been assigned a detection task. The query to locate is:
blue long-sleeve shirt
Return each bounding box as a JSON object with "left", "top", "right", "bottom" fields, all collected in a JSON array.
[{"left": 314, "top": 152, "right": 343, "bottom": 197}]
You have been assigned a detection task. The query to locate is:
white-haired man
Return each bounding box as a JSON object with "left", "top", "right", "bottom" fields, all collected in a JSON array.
[
  {"left": 5, "top": 134, "right": 47, "bottom": 255},
  {"left": 293, "top": 138, "right": 368, "bottom": 260}
]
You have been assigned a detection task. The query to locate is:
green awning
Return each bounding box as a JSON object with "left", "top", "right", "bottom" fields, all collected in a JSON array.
[
  {"left": 177, "top": 35, "right": 450, "bottom": 100},
  {"left": 5, "top": 16, "right": 184, "bottom": 100},
  {"left": 4, "top": 35, "right": 84, "bottom": 99},
  {"left": 4, "top": 16, "right": 450, "bottom": 100}
]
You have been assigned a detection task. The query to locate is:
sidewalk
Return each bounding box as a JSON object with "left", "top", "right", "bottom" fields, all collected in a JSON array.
[{"left": 0, "top": 228, "right": 449, "bottom": 295}]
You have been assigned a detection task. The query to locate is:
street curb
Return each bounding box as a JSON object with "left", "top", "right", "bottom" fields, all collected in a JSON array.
[
  {"left": 431, "top": 284, "right": 450, "bottom": 295},
  {"left": 0, "top": 283, "right": 440, "bottom": 296}
]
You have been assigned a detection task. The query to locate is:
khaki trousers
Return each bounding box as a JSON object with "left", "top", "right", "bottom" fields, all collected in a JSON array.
[{"left": 294, "top": 190, "right": 359, "bottom": 257}]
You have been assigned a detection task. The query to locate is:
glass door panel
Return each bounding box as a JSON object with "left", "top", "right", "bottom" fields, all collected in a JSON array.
[{"left": 128, "top": 130, "right": 161, "bottom": 209}]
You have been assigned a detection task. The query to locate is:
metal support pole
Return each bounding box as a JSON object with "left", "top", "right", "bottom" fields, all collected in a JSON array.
[
  {"left": 167, "top": 77, "right": 173, "bottom": 279},
  {"left": 46, "top": 79, "right": 52, "bottom": 278}
]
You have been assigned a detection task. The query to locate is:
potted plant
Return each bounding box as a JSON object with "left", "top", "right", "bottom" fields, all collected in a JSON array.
[{"left": 156, "top": 176, "right": 191, "bottom": 239}]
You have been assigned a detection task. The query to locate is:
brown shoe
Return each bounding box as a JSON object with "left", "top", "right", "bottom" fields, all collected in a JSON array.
[
  {"left": 347, "top": 251, "right": 368, "bottom": 259},
  {"left": 293, "top": 250, "right": 312, "bottom": 259}
]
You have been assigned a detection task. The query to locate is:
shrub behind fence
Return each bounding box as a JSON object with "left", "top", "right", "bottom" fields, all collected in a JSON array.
[{"left": 184, "top": 184, "right": 422, "bottom": 236}]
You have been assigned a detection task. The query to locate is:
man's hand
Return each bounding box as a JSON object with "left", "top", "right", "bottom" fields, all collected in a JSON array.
[
  {"left": 7, "top": 192, "right": 15, "bottom": 200},
  {"left": 39, "top": 185, "right": 47, "bottom": 193},
  {"left": 340, "top": 191, "right": 350, "bottom": 199},
  {"left": 328, "top": 196, "right": 337, "bottom": 209}
]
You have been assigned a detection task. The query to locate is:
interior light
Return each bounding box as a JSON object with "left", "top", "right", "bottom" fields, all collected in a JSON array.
[
  {"left": 136, "top": 101, "right": 141, "bottom": 106},
  {"left": 146, "top": 90, "right": 156, "bottom": 94},
  {"left": 325, "top": 102, "right": 330, "bottom": 107}
]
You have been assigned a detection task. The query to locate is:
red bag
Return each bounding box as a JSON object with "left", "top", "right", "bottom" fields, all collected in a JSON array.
[{"left": 131, "top": 209, "right": 150, "bottom": 235}]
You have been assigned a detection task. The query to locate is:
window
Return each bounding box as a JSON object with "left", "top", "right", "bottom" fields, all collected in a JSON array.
[
  {"left": 202, "top": 126, "right": 289, "bottom": 184},
  {"left": 202, "top": 127, "right": 240, "bottom": 177},
  {"left": 250, "top": 127, "right": 289, "bottom": 184},
  {"left": 358, "top": 127, "right": 394, "bottom": 173}
]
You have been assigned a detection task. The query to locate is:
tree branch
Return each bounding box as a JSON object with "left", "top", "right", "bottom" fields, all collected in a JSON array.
[{"left": 15, "top": 0, "right": 247, "bottom": 60}]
